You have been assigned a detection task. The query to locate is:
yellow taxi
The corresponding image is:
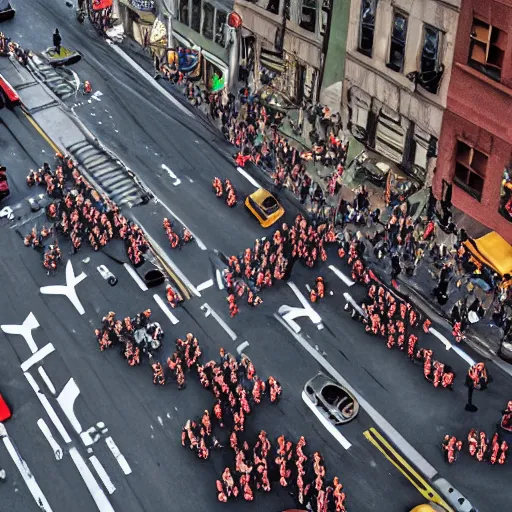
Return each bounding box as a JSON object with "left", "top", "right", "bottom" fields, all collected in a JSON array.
[
  {"left": 245, "top": 188, "right": 285, "bottom": 228},
  {"left": 410, "top": 504, "right": 446, "bottom": 512}
]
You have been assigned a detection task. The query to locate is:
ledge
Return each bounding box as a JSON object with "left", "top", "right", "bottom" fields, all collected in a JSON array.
[{"left": 454, "top": 62, "right": 512, "bottom": 99}]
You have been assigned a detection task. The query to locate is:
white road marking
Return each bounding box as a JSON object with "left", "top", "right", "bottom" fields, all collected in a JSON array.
[
  {"left": 236, "top": 341, "right": 250, "bottom": 355},
  {"left": 278, "top": 282, "right": 323, "bottom": 333},
  {"left": 105, "top": 437, "right": 132, "bottom": 475},
  {"left": 152, "top": 195, "right": 207, "bottom": 250},
  {"left": 196, "top": 279, "right": 214, "bottom": 292},
  {"left": 37, "top": 418, "right": 63, "bottom": 460},
  {"left": 215, "top": 269, "right": 224, "bottom": 290},
  {"left": 40, "top": 260, "right": 87, "bottom": 315},
  {"left": 301, "top": 391, "right": 352, "bottom": 450},
  {"left": 69, "top": 447, "right": 116, "bottom": 512},
  {"left": 161, "top": 164, "right": 181, "bottom": 187},
  {"left": 430, "top": 328, "right": 453, "bottom": 351},
  {"left": 200, "top": 303, "right": 237, "bottom": 341},
  {"left": 1, "top": 431, "right": 55, "bottom": 512},
  {"left": 342, "top": 292, "right": 366, "bottom": 317},
  {"left": 1, "top": 312, "right": 40, "bottom": 353},
  {"left": 123, "top": 263, "right": 148, "bottom": 291},
  {"left": 329, "top": 265, "right": 355, "bottom": 287},
  {"left": 274, "top": 313, "right": 438, "bottom": 479},
  {"left": 38, "top": 366, "right": 57, "bottom": 395},
  {"left": 140, "top": 229, "right": 201, "bottom": 297},
  {"left": 24, "top": 373, "right": 72, "bottom": 444},
  {"left": 237, "top": 167, "right": 262, "bottom": 189},
  {"left": 157, "top": 416, "right": 163, "bottom": 426},
  {"left": 20, "top": 343, "right": 55, "bottom": 372},
  {"left": 57, "top": 378, "right": 83, "bottom": 435},
  {"left": 153, "top": 294, "right": 179, "bottom": 325},
  {"left": 451, "top": 345, "right": 476, "bottom": 366},
  {"left": 106, "top": 40, "right": 193, "bottom": 118},
  {"left": 89, "top": 456, "right": 116, "bottom": 495}
]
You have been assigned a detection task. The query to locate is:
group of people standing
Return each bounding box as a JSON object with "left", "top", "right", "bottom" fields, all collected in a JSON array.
[
  {"left": 222, "top": 214, "right": 336, "bottom": 317},
  {"left": 216, "top": 431, "right": 347, "bottom": 511},
  {"left": 24, "top": 153, "right": 149, "bottom": 268},
  {"left": 182, "top": 347, "right": 281, "bottom": 461}
]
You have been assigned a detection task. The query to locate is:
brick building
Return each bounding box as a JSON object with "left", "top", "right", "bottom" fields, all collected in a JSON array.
[{"left": 434, "top": 0, "right": 512, "bottom": 243}]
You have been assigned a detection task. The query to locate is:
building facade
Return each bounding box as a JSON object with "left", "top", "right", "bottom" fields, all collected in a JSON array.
[
  {"left": 233, "top": 1, "right": 335, "bottom": 106},
  {"left": 116, "top": 0, "right": 238, "bottom": 90},
  {"left": 343, "top": 0, "right": 460, "bottom": 184},
  {"left": 434, "top": 0, "right": 512, "bottom": 242}
]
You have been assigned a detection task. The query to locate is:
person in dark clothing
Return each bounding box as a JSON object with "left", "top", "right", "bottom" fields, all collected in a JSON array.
[
  {"left": 434, "top": 279, "right": 449, "bottom": 305},
  {"left": 53, "top": 29, "right": 62, "bottom": 55},
  {"left": 391, "top": 254, "right": 401, "bottom": 281}
]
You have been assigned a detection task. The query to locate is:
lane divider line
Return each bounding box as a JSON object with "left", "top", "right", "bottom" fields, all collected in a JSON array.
[
  {"left": 37, "top": 418, "right": 63, "bottom": 461},
  {"left": 153, "top": 195, "right": 207, "bottom": 251},
  {"left": 21, "top": 343, "right": 55, "bottom": 372},
  {"left": 363, "top": 428, "right": 453, "bottom": 512},
  {"left": 196, "top": 279, "right": 214, "bottom": 292},
  {"left": 216, "top": 269, "right": 225, "bottom": 290},
  {"left": 329, "top": 265, "right": 355, "bottom": 287},
  {"left": 274, "top": 313, "right": 438, "bottom": 479},
  {"left": 89, "top": 455, "right": 116, "bottom": 495},
  {"left": 38, "top": 366, "right": 57, "bottom": 395},
  {"left": 153, "top": 294, "right": 179, "bottom": 325},
  {"left": 24, "top": 372, "right": 72, "bottom": 444},
  {"left": 105, "top": 437, "right": 132, "bottom": 475},
  {"left": 301, "top": 391, "right": 352, "bottom": 450},
  {"left": 106, "top": 40, "right": 193, "bottom": 119},
  {"left": 123, "top": 263, "right": 148, "bottom": 292},
  {"left": 237, "top": 167, "right": 262, "bottom": 189},
  {"left": 1, "top": 430, "right": 55, "bottom": 512},
  {"left": 201, "top": 303, "right": 237, "bottom": 341},
  {"left": 69, "top": 447, "right": 116, "bottom": 512}
]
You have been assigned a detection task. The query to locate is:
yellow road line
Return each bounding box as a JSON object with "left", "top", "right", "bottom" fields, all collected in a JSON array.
[
  {"left": 23, "top": 111, "right": 61, "bottom": 154},
  {"left": 364, "top": 428, "right": 453, "bottom": 512}
]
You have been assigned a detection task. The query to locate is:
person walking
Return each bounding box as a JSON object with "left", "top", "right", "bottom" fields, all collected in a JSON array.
[{"left": 53, "top": 28, "right": 62, "bottom": 55}]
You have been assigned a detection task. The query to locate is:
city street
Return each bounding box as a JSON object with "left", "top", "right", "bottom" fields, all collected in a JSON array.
[{"left": 0, "top": 2, "right": 511, "bottom": 512}]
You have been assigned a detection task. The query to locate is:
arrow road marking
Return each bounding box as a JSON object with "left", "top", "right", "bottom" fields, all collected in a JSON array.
[
  {"left": 201, "top": 303, "right": 237, "bottom": 341},
  {"left": 161, "top": 164, "right": 181, "bottom": 187}
]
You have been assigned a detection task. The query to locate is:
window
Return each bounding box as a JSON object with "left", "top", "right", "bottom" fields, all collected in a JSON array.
[
  {"left": 179, "top": 0, "right": 189, "bottom": 26},
  {"left": 388, "top": 11, "right": 408, "bottom": 73},
  {"left": 266, "top": 0, "right": 280, "bottom": 15},
  {"left": 454, "top": 141, "right": 487, "bottom": 200},
  {"left": 300, "top": 0, "right": 317, "bottom": 33},
  {"left": 419, "top": 25, "right": 443, "bottom": 94},
  {"left": 202, "top": 2, "right": 214, "bottom": 40},
  {"left": 191, "top": 0, "right": 201, "bottom": 33},
  {"left": 215, "top": 10, "right": 227, "bottom": 47},
  {"left": 358, "top": 0, "right": 377, "bottom": 57},
  {"left": 469, "top": 18, "right": 506, "bottom": 82}
]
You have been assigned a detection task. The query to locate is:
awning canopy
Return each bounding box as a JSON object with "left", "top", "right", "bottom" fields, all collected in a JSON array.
[{"left": 464, "top": 232, "right": 512, "bottom": 277}]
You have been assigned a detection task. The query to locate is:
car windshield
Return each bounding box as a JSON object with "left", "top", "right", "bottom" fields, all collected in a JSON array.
[{"left": 262, "top": 196, "right": 279, "bottom": 214}]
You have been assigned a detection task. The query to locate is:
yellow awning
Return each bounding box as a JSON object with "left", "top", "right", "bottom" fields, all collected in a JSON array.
[{"left": 463, "top": 231, "right": 512, "bottom": 276}]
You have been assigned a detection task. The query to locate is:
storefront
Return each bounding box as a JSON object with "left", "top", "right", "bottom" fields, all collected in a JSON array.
[{"left": 117, "top": 0, "right": 156, "bottom": 43}]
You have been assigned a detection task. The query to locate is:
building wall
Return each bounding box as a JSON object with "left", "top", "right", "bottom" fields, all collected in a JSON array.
[
  {"left": 434, "top": 0, "right": 512, "bottom": 241},
  {"left": 343, "top": 0, "right": 460, "bottom": 183},
  {"left": 234, "top": 0, "right": 324, "bottom": 101}
]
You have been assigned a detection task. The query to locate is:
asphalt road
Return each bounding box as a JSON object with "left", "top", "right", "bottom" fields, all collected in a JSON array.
[{"left": 1, "top": 2, "right": 511, "bottom": 512}]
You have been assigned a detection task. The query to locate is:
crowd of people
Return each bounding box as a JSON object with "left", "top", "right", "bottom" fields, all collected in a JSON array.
[
  {"left": 23, "top": 153, "right": 149, "bottom": 268},
  {"left": 182, "top": 347, "right": 281, "bottom": 461},
  {"left": 220, "top": 214, "right": 337, "bottom": 317},
  {"left": 443, "top": 428, "right": 509, "bottom": 465},
  {"left": 216, "top": 431, "right": 347, "bottom": 511}
]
